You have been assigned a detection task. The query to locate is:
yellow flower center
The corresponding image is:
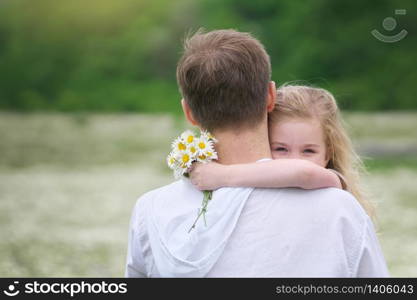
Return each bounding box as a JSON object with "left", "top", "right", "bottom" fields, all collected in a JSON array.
[
  {"left": 190, "top": 146, "right": 197, "bottom": 153},
  {"left": 187, "top": 135, "right": 194, "bottom": 143},
  {"left": 182, "top": 154, "right": 190, "bottom": 163},
  {"left": 178, "top": 143, "right": 186, "bottom": 151},
  {"left": 198, "top": 154, "right": 206, "bottom": 160},
  {"left": 198, "top": 142, "right": 206, "bottom": 149},
  {"left": 206, "top": 151, "right": 212, "bottom": 157},
  {"left": 169, "top": 157, "right": 176, "bottom": 164}
]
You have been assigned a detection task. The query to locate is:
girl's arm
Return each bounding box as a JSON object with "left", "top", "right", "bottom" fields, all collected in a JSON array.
[{"left": 189, "top": 159, "right": 342, "bottom": 191}]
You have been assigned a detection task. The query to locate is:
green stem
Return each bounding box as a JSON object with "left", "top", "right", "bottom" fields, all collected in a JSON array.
[{"left": 188, "top": 190, "right": 212, "bottom": 233}]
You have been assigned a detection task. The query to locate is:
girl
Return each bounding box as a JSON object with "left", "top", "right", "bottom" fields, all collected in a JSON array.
[{"left": 190, "top": 84, "right": 375, "bottom": 219}]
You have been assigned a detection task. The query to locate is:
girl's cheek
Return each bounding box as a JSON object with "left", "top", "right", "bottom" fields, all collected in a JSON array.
[
  {"left": 315, "top": 155, "right": 328, "bottom": 168},
  {"left": 271, "top": 152, "right": 285, "bottom": 160},
  {"left": 302, "top": 154, "right": 327, "bottom": 167}
]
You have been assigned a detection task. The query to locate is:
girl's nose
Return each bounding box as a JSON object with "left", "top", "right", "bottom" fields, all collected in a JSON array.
[{"left": 289, "top": 153, "right": 300, "bottom": 159}]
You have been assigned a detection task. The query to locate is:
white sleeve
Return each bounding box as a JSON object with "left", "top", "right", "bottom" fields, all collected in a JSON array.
[
  {"left": 124, "top": 200, "right": 147, "bottom": 278},
  {"left": 354, "top": 217, "right": 390, "bottom": 277}
]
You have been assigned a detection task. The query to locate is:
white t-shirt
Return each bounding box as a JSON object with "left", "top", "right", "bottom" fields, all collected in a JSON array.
[{"left": 125, "top": 180, "right": 389, "bottom": 277}]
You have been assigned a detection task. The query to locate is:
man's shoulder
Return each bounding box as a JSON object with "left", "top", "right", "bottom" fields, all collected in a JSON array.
[
  {"left": 132, "top": 179, "right": 201, "bottom": 214},
  {"left": 298, "top": 188, "right": 369, "bottom": 234},
  {"left": 255, "top": 186, "right": 358, "bottom": 203},
  {"left": 253, "top": 187, "right": 367, "bottom": 221},
  {"left": 134, "top": 180, "right": 184, "bottom": 206},
  {"left": 139, "top": 180, "right": 182, "bottom": 198},
  {"left": 313, "top": 188, "right": 367, "bottom": 218}
]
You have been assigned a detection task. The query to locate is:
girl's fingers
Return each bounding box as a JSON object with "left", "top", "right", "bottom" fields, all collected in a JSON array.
[
  {"left": 188, "top": 164, "right": 195, "bottom": 173},
  {"left": 189, "top": 161, "right": 201, "bottom": 173}
]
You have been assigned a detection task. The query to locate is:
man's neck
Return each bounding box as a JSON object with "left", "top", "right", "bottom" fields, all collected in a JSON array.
[{"left": 212, "top": 122, "right": 272, "bottom": 165}]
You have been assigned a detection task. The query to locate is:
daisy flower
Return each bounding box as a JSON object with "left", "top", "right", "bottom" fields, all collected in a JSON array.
[
  {"left": 195, "top": 136, "right": 214, "bottom": 155},
  {"left": 166, "top": 152, "right": 178, "bottom": 170},
  {"left": 166, "top": 129, "right": 218, "bottom": 232},
  {"left": 188, "top": 143, "right": 198, "bottom": 156},
  {"left": 177, "top": 149, "right": 194, "bottom": 170},
  {"left": 201, "top": 130, "right": 218, "bottom": 143},
  {"left": 181, "top": 130, "right": 196, "bottom": 144},
  {"left": 172, "top": 136, "right": 187, "bottom": 152}
]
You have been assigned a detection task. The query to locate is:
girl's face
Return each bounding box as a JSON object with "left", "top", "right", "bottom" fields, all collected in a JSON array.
[{"left": 269, "top": 117, "right": 328, "bottom": 167}]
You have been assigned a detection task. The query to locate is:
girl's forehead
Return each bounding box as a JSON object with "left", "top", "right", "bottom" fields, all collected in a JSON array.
[
  {"left": 272, "top": 117, "right": 322, "bottom": 130},
  {"left": 269, "top": 117, "right": 326, "bottom": 142}
]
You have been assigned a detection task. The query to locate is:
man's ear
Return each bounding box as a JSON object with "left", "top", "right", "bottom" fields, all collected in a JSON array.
[
  {"left": 181, "top": 99, "right": 199, "bottom": 126},
  {"left": 266, "top": 81, "right": 277, "bottom": 112}
]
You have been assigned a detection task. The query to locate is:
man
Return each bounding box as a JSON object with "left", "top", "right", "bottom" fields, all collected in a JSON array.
[{"left": 125, "top": 29, "right": 389, "bottom": 277}]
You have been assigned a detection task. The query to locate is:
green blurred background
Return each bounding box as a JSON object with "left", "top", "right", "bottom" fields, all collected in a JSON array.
[
  {"left": 0, "top": 0, "right": 416, "bottom": 277},
  {"left": 1, "top": 0, "right": 416, "bottom": 112}
]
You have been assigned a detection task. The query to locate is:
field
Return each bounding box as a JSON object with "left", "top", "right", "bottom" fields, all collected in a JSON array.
[{"left": 0, "top": 112, "right": 416, "bottom": 277}]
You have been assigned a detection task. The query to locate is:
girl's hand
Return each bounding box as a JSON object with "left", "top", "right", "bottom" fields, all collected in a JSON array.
[{"left": 189, "top": 161, "right": 227, "bottom": 191}]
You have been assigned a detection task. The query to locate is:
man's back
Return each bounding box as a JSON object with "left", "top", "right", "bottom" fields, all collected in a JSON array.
[
  {"left": 208, "top": 187, "right": 387, "bottom": 277},
  {"left": 125, "top": 181, "right": 388, "bottom": 277}
]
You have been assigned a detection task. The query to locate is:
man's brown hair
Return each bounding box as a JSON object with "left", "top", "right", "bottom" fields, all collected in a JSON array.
[{"left": 176, "top": 29, "right": 271, "bottom": 131}]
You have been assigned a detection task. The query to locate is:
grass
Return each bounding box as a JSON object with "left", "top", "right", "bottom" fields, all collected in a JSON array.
[
  {"left": 0, "top": 112, "right": 416, "bottom": 277},
  {"left": 0, "top": 165, "right": 172, "bottom": 276},
  {"left": 343, "top": 112, "right": 417, "bottom": 141},
  {"left": 364, "top": 157, "right": 417, "bottom": 171}
]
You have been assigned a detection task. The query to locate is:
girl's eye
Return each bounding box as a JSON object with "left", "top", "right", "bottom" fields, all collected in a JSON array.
[
  {"left": 275, "top": 147, "right": 288, "bottom": 152},
  {"left": 303, "top": 149, "right": 315, "bottom": 154}
]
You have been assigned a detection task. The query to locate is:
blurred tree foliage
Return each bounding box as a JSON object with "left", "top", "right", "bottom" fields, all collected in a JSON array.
[{"left": 0, "top": 0, "right": 415, "bottom": 112}]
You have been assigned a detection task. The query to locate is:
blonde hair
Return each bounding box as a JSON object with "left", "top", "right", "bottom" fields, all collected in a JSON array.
[{"left": 269, "top": 84, "right": 376, "bottom": 220}]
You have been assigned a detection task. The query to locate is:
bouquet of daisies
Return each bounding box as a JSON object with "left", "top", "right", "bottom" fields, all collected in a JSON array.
[{"left": 167, "top": 130, "right": 218, "bottom": 233}]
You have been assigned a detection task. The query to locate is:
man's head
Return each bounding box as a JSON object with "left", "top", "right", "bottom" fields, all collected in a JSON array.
[{"left": 177, "top": 29, "right": 275, "bottom": 132}]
